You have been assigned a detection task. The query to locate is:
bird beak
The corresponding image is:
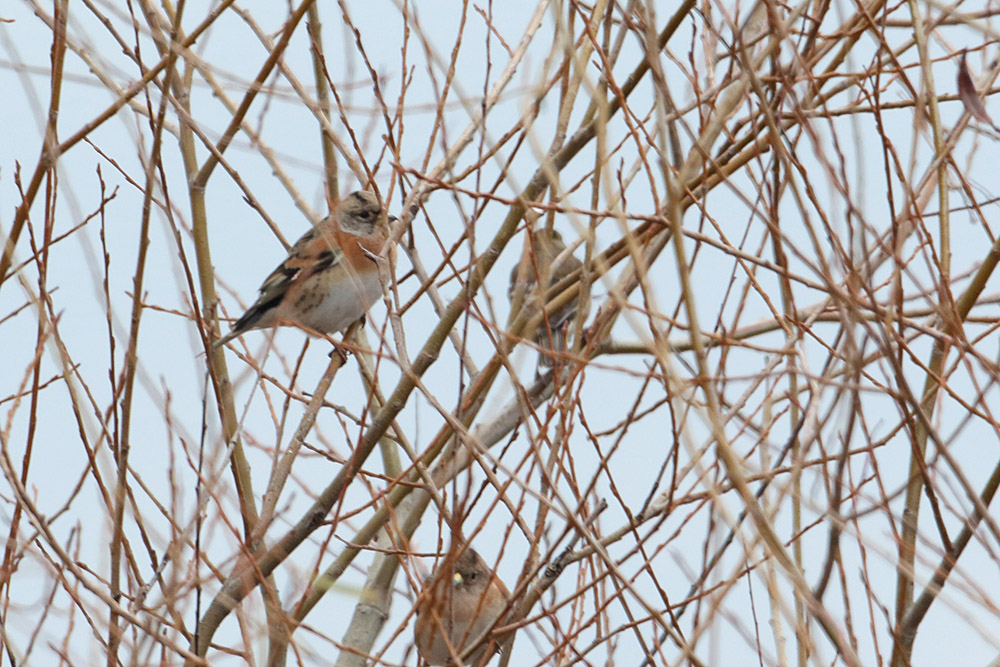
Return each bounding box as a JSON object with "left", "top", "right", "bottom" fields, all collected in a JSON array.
[{"left": 387, "top": 214, "right": 398, "bottom": 223}]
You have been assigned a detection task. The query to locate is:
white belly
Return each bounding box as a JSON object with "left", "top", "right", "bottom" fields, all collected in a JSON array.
[{"left": 290, "top": 269, "right": 382, "bottom": 334}]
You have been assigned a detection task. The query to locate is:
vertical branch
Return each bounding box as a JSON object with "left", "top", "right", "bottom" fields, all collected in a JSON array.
[
  {"left": 107, "top": 1, "right": 183, "bottom": 660},
  {"left": 0, "top": 0, "right": 68, "bottom": 286},
  {"left": 0, "top": 0, "right": 240, "bottom": 291},
  {"left": 307, "top": 3, "right": 339, "bottom": 206},
  {"left": 0, "top": 0, "right": 68, "bottom": 627},
  {"left": 889, "top": 2, "right": 952, "bottom": 665},
  {"left": 179, "top": 4, "right": 322, "bottom": 660}
]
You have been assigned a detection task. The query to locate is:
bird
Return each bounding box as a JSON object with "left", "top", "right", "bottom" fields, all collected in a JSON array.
[
  {"left": 213, "top": 191, "right": 394, "bottom": 348},
  {"left": 508, "top": 227, "right": 583, "bottom": 367},
  {"left": 413, "top": 545, "right": 511, "bottom": 666}
]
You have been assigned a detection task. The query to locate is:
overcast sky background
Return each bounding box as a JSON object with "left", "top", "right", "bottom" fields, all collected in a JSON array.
[{"left": 4, "top": 1, "right": 1000, "bottom": 665}]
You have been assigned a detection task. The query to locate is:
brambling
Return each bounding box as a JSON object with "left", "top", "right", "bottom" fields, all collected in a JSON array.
[
  {"left": 414, "top": 545, "right": 511, "bottom": 666},
  {"left": 508, "top": 227, "right": 583, "bottom": 367},
  {"left": 213, "top": 191, "right": 393, "bottom": 348}
]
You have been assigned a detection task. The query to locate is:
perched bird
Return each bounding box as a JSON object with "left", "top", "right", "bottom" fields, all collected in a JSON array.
[
  {"left": 214, "top": 191, "right": 393, "bottom": 348},
  {"left": 414, "top": 545, "right": 511, "bottom": 666},
  {"left": 508, "top": 227, "right": 583, "bottom": 367}
]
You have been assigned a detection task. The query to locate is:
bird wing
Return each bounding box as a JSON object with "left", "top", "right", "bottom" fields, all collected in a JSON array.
[{"left": 216, "top": 225, "right": 342, "bottom": 344}]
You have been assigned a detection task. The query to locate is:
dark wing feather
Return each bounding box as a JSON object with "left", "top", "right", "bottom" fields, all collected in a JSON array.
[{"left": 214, "top": 225, "right": 336, "bottom": 346}]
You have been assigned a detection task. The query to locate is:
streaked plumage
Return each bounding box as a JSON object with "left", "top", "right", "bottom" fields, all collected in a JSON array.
[
  {"left": 414, "top": 546, "right": 510, "bottom": 666},
  {"left": 508, "top": 228, "right": 583, "bottom": 367},
  {"left": 214, "top": 191, "right": 392, "bottom": 347}
]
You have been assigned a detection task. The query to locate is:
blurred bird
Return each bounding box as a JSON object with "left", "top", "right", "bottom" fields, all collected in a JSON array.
[
  {"left": 414, "top": 545, "right": 511, "bottom": 666},
  {"left": 213, "top": 191, "right": 393, "bottom": 348},
  {"left": 508, "top": 227, "right": 583, "bottom": 368}
]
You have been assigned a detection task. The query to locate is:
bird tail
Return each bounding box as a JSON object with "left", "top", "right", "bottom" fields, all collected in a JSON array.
[
  {"left": 211, "top": 328, "right": 240, "bottom": 348},
  {"left": 535, "top": 322, "right": 568, "bottom": 368},
  {"left": 212, "top": 297, "right": 276, "bottom": 348}
]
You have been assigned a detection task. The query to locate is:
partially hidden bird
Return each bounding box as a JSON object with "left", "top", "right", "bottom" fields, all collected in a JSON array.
[
  {"left": 213, "top": 190, "right": 393, "bottom": 348},
  {"left": 414, "top": 545, "right": 511, "bottom": 666},
  {"left": 508, "top": 227, "right": 583, "bottom": 367}
]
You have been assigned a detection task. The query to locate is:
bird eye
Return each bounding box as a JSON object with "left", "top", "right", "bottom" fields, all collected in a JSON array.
[{"left": 357, "top": 210, "right": 372, "bottom": 219}]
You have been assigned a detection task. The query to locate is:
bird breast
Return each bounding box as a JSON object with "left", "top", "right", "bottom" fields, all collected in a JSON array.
[{"left": 288, "top": 263, "right": 382, "bottom": 333}]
